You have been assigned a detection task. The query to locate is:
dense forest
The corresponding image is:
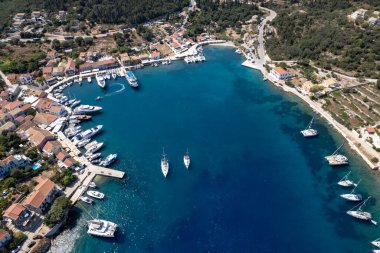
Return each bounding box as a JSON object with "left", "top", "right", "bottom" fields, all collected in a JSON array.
[
  {"left": 265, "top": 0, "right": 380, "bottom": 78},
  {"left": 0, "top": 0, "right": 189, "bottom": 30},
  {"left": 187, "top": 0, "right": 261, "bottom": 36}
]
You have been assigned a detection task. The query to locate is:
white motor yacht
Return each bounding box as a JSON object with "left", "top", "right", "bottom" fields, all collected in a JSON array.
[
  {"left": 74, "top": 125, "right": 103, "bottom": 142},
  {"left": 87, "top": 190, "right": 105, "bottom": 199},
  {"left": 76, "top": 138, "right": 91, "bottom": 148},
  {"left": 87, "top": 219, "right": 117, "bottom": 237},
  {"left": 89, "top": 182, "right": 97, "bottom": 188},
  {"left": 99, "top": 154, "right": 117, "bottom": 167},
  {"left": 73, "top": 105, "right": 102, "bottom": 115},
  {"left": 80, "top": 196, "right": 93, "bottom": 204},
  {"left": 125, "top": 71, "right": 139, "bottom": 88},
  {"left": 96, "top": 73, "right": 106, "bottom": 88}
]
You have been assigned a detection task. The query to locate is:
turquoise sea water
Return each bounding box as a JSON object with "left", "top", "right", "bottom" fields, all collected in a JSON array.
[{"left": 53, "top": 47, "right": 380, "bottom": 253}]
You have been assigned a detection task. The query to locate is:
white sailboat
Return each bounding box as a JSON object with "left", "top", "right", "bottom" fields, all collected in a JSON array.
[
  {"left": 300, "top": 117, "right": 318, "bottom": 137},
  {"left": 161, "top": 148, "right": 169, "bottom": 178},
  {"left": 183, "top": 149, "right": 190, "bottom": 169},
  {"left": 346, "top": 197, "right": 377, "bottom": 225},
  {"left": 325, "top": 144, "right": 348, "bottom": 166},
  {"left": 337, "top": 171, "right": 357, "bottom": 187},
  {"left": 340, "top": 180, "right": 362, "bottom": 202}
]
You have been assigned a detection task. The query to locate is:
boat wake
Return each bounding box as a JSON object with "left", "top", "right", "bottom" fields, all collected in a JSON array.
[{"left": 104, "top": 83, "right": 126, "bottom": 98}]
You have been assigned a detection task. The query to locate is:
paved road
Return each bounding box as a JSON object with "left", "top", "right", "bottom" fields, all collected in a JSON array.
[{"left": 256, "top": 6, "right": 277, "bottom": 66}]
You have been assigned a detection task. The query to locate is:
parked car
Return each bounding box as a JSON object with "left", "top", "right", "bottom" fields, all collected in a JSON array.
[
  {"left": 32, "top": 234, "right": 43, "bottom": 240},
  {"left": 27, "top": 241, "right": 36, "bottom": 248},
  {"left": 10, "top": 246, "right": 21, "bottom": 253}
]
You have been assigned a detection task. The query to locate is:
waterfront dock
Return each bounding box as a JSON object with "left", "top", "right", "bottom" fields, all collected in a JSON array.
[{"left": 70, "top": 165, "right": 125, "bottom": 204}]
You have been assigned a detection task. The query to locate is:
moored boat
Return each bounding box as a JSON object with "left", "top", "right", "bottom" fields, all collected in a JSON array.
[
  {"left": 73, "top": 105, "right": 102, "bottom": 115},
  {"left": 337, "top": 171, "right": 357, "bottom": 187},
  {"left": 325, "top": 144, "right": 348, "bottom": 166},
  {"left": 87, "top": 219, "right": 117, "bottom": 237},
  {"left": 125, "top": 71, "right": 139, "bottom": 88},
  {"left": 161, "top": 149, "right": 169, "bottom": 178},
  {"left": 183, "top": 149, "right": 190, "bottom": 169},
  {"left": 340, "top": 181, "right": 362, "bottom": 202},
  {"left": 346, "top": 197, "right": 377, "bottom": 225},
  {"left": 80, "top": 196, "right": 93, "bottom": 204},
  {"left": 99, "top": 154, "right": 117, "bottom": 167},
  {"left": 96, "top": 73, "right": 106, "bottom": 88},
  {"left": 87, "top": 190, "right": 105, "bottom": 199},
  {"left": 301, "top": 117, "right": 318, "bottom": 137}
]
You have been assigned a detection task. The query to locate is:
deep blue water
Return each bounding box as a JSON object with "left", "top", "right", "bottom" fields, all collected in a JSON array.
[{"left": 54, "top": 47, "right": 380, "bottom": 253}]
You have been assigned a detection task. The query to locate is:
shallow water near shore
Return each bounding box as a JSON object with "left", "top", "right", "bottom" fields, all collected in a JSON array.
[{"left": 52, "top": 47, "right": 380, "bottom": 253}]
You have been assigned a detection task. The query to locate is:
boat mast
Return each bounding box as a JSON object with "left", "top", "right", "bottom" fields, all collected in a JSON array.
[
  {"left": 339, "top": 171, "right": 351, "bottom": 182},
  {"left": 332, "top": 144, "right": 344, "bottom": 156},
  {"left": 307, "top": 117, "right": 314, "bottom": 129}
]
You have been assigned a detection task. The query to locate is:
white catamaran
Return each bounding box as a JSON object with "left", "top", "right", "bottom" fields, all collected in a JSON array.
[
  {"left": 300, "top": 117, "right": 318, "bottom": 137},
  {"left": 87, "top": 219, "right": 117, "bottom": 237},
  {"left": 340, "top": 180, "right": 362, "bottom": 202},
  {"left": 325, "top": 144, "right": 349, "bottom": 166},
  {"left": 161, "top": 149, "right": 169, "bottom": 178},
  {"left": 346, "top": 197, "right": 377, "bottom": 225},
  {"left": 184, "top": 149, "right": 190, "bottom": 169},
  {"left": 337, "top": 171, "right": 358, "bottom": 187}
]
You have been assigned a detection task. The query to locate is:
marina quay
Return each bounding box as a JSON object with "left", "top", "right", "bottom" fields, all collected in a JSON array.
[{"left": 0, "top": 1, "right": 379, "bottom": 253}]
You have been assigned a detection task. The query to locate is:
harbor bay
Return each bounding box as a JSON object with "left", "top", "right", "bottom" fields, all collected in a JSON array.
[{"left": 51, "top": 47, "right": 380, "bottom": 253}]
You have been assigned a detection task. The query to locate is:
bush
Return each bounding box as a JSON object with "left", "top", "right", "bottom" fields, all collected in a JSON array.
[
  {"left": 372, "top": 157, "right": 379, "bottom": 164},
  {"left": 44, "top": 196, "right": 70, "bottom": 228}
]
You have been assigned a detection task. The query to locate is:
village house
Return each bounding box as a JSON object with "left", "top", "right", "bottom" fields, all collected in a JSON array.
[
  {"left": 0, "top": 155, "right": 31, "bottom": 179},
  {"left": 33, "top": 112, "right": 58, "bottom": 127},
  {"left": 7, "top": 84, "right": 20, "bottom": 100},
  {"left": 0, "top": 112, "right": 12, "bottom": 125},
  {"left": 48, "top": 106, "right": 66, "bottom": 117},
  {"left": 46, "top": 51, "right": 57, "bottom": 60},
  {"left": 96, "top": 59, "right": 119, "bottom": 70},
  {"left": 150, "top": 51, "right": 161, "bottom": 60},
  {"left": 52, "top": 66, "right": 65, "bottom": 77},
  {"left": 0, "top": 122, "right": 16, "bottom": 133},
  {"left": 12, "top": 21, "right": 22, "bottom": 31},
  {"left": 18, "top": 73, "right": 34, "bottom": 85},
  {"left": 63, "top": 157, "right": 76, "bottom": 168},
  {"left": 0, "top": 230, "right": 11, "bottom": 250},
  {"left": 13, "top": 13, "right": 26, "bottom": 22},
  {"left": 366, "top": 127, "right": 376, "bottom": 135},
  {"left": 323, "top": 78, "right": 341, "bottom": 89},
  {"left": 34, "top": 98, "right": 56, "bottom": 113},
  {"left": 43, "top": 140, "right": 62, "bottom": 157},
  {"left": 9, "top": 104, "right": 31, "bottom": 119},
  {"left": 56, "top": 151, "right": 70, "bottom": 162},
  {"left": 138, "top": 53, "right": 150, "bottom": 63},
  {"left": 2, "top": 100, "right": 24, "bottom": 112},
  {"left": 58, "top": 10, "right": 67, "bottom": 20},
  {"left": 120, "top": 53, "right": 131, "bottom": 66},
  {"left": 65, "top": 58, "right": 76, "bottom": 76},
  {"left": 34, "top": 90, "right": 48, "bottom": 98},
  {"left": 44, "top": 76, "right": 58, "bottom": 86},
  {"left": 6, "top": 74, "right": 19, "bottom": 85},
  {"left": 25, "top": 126, "right": 55, "bottom": 151},
  {"left": 3, "top": 203, "right": 31, "bottom": 228},
  {"left": 23, "top": 176, "right": 58, "bottom": 214},
  {"left": 270, "top": 67, "right": 294, "bottom": 80}
]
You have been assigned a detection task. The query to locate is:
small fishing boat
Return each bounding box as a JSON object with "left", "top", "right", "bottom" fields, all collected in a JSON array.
[
  {"left": 87, "top": 76, "right": 92, "bottom": 83},
  {"left": 183, "top": 149, "right": 190, "bottom": 169},
  {"left": 346, "top": 197, "right": 377, "bottom": 225},
  {"left": 337, "top": 171, "right": 357, "bottom": 187}
]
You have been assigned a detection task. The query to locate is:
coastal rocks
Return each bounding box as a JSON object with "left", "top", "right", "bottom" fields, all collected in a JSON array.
[{"left": 30, "top": 238, "right": 51, "bottom": 253}]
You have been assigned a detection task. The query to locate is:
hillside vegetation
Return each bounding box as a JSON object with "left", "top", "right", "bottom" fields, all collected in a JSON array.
[
  {"left": 0, "top": 0, "right": 189, "bottom": 30},
  {"left": 265, "top": 0, "right": 380, "bottom": 78}
]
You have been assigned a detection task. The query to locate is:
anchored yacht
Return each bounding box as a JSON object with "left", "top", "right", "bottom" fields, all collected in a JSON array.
[
  {"left": 99, "top": 154, "right": 117, "bottom": 167},
  {"left": 73, "top": 125, "right": 103, "bottom": 142},
  {"left": 183, "top": 149, "right": 190, "bottom": 169},
  {"left": 87, "top": 219, "right": 117, "bottom": 237},
  {"left": 161, "top": 149, "right": 169, "bottom": 178},
  {"left": 347, "top": 197, "right": 377, "bottom": 225},
  {"left": 340, "top": 180, "right": 362, "bottom": 202},
  {"left": 325, "top": 144, "right": 348, "bottom": 166},
  {"left": 301, "top": 117, "right": 318, "bottom": 137},
  {"left": 337, "top": 171, "right": 357, "bottom": 187}
]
